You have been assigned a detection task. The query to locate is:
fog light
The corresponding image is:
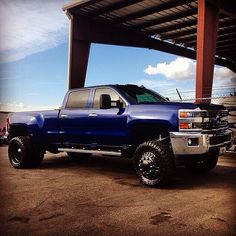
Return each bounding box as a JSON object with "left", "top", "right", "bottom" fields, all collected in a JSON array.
[{"left": 188, "top": 138, "right": 199, "bottom": 146}]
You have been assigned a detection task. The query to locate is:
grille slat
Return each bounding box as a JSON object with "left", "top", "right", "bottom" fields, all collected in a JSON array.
[
  {"left": 200, "top": 110, "right": 228, "bottom": 118},
  {"left": 200, "top": 110, "right": 228, "bottom": 132}
]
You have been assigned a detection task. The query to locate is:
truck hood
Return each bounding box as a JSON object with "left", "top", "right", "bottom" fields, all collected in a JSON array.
[
  {"left": 128, "top": 102, "right": 198, "bottom": 113},
  {"left": 127, "top": 102, "right": 226, "bottom": 132},
  {"left": 128, "top": 101, "right": 225, "bottom": 113}
]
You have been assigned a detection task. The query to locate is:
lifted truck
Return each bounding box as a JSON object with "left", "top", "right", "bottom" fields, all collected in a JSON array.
[{"left": 7, "top": 84, "right": 233, "bottom": 187}]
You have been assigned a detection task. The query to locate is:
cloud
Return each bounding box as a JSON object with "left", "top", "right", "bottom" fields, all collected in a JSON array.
[
  {"left": 0, "top": 102, "right": 59, "bottom": 112},
  {"left": 0, "top": 0, "right": 68, "bottom": 63},
  {"left": 144, "top": 57, "right": 195, "bottom": 80},
  {"left": 144, "top": 57, "right": 236, "bottom": 83},
  {"left": 213, "top": 66, "right": 236, "bottom": 86}
]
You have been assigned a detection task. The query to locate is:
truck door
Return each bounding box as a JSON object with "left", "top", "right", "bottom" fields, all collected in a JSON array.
[
  {"left": 59, "top": 89, "right": 91, "bottom": 146},
  {"left": 88, "top": 88, "right": 128, "bottom": 147}
]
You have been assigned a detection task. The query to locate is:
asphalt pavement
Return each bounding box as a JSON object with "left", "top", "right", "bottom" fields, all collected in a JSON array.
[{"left": 0, "top": 146, "right": 235, "bottom": 235}]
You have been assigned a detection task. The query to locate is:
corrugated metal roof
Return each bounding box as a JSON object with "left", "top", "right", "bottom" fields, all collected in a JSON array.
[{"left": 63, "top": 0, "right": 236, "bottom": 71}]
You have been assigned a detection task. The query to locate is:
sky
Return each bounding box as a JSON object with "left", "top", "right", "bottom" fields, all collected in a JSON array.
[{"left": 0, "top": 0, "right": 235, "bottom": 112}]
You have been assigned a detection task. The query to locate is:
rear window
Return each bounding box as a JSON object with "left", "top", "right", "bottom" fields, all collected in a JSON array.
[{"left": 66, "top": 90, "right": 90, "bottom": 109}]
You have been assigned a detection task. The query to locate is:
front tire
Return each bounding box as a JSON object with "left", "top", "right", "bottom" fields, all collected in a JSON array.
[
  {"left": 133, "top": 140, "right": 174, "bottom": 187},
  {"left": 8, "top": 136, "right": 44, "bottom": 168},
  {"left": 185, "top": 148, "right": 219, "bottom": 172}
]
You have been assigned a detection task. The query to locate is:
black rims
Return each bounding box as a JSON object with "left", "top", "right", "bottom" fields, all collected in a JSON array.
[
  {"left": 9, "top": 141, "right": 23, "bottom": 166},
  {"left": 134, "top": 141, "right": 174, "bottom": 187},
  {"left": 138, "top": 151, "right": 161, "bottom": 181}
]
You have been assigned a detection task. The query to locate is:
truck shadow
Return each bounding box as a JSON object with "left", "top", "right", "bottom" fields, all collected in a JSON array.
[
  {"left": 41, "top": 153, "right": 134, "bottom": 175},
  {"left": 169, "top": 165, "right": 236, "bottom": 190},
  {"left": 40, "top": 153, "right": 236, "bottom": 190}
]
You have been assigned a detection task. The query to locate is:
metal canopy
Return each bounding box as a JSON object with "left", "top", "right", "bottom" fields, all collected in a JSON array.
[{"left": 63, "top": 0, "right": 236, "bottom": 73}]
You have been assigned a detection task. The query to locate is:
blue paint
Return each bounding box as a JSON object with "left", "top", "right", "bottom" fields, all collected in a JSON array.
[{"left": 8, "top": 85, "right": 198, "bottom": 151}]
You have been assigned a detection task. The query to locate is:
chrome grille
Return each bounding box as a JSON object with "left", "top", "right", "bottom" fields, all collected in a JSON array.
[
  {"left": 200, "top": 110, "right": 228, "bottom": 118},
  {"left": 201, "top": 110, "right": 228, "bottom": 132}
]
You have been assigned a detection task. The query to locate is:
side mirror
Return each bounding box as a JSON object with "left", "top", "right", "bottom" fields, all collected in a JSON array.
[
  {"left": 165, "top": 97, "right": 170, "bottom": 101},
  {"left": 100, "top": 94, "right": 111, "bottom": 109},
  {"left": 116, "top": 100, "right": 124, "bottom": 109}
]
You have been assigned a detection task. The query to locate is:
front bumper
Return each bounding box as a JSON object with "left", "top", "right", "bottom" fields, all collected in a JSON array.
[{"left": 170, "top": 129, "right": 233, "bottom": 155}]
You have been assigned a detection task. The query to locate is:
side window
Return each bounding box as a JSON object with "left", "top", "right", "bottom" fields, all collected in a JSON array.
[
  {"left": 66, "top": 90, "right": 90, "bottom": 109},
  {"left": 93, "top": 88, "right": 124, "bottom": 108}
]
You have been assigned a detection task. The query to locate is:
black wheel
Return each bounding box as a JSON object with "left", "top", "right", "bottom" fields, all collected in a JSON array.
[
  {"left": 133, "top": 140, "right": 174, "bottom": 187},
  {"left": 8, "top": 136, "right": 44, "bottom": 168},
  {"left": 185, "top": 148, "right": 219, "bottom": 172}
]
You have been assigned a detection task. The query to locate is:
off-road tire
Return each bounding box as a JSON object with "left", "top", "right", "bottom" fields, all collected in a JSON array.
[
  {"left": 133, "top": 140, "right": 174, "bottom": 187},
  {"left": 185, "top": 147, "right": 219, "bottom": 172},
  {"left": 8, "top": 136, "right": 44, "bottom": 168}
]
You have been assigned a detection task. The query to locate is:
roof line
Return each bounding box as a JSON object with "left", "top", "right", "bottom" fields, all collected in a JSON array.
[{"left": 63, "top": 0, "right": 103, "bottom": 11}]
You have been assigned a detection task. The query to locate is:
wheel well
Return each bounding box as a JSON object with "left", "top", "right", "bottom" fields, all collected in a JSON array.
[
  {"left": 131, "top": 123, "right": 169, "bottom": 147},
  {"left": 9, "top": 124, "right": 29, "bottom": 139}
]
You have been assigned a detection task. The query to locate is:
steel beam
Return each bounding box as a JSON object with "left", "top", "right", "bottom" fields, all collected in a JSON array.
[
  {"left": 63, "top": 0, "right": 104, "bottom": 14},
  {"left": 114, "top": 0, "right": 194, "bottom": 24},
  {"left": 135, "top": 8, "right": 197, "bottom": 31},
  {"left": 148, "top": 14, "right": 227, "bottom": 36},
  {"left": 164, "top": 18, "right": 235, "bottom": 40},
  {"left": 89, "top": 0, "right": 144, "bottom": 17},
  {"left": 162, "top": 28, "right": 196, "bottom": 40},
  {"left": 68, "top": 15, "right": 91, "bottom": 89},
  {"left": 185, "top": 32, "right": 236, "bottom": 47},
  {"left": 195, "top": 0, "right": 219, "bottom": 102},
  {"left": 175, "top": 35, "right": 197, "bottom": 44},
  {"left": 73, "top": 15, "right": 235, "bottom": 72},
  {"left": 149, "top": 19, "right": 197, "bottom": 35},
  {"left": 217, "top": 40, "right": 236, "bottom": 48},
  {"left": 65, "top": 8, "right": 235, "bottom": 89}
]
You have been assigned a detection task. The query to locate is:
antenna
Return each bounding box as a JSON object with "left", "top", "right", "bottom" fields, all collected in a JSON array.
[{"left": 176, "top": 88, "right": 182, "bottom": 102}]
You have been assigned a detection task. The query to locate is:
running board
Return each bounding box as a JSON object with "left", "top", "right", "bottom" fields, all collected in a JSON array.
[{"left": 58, "top": 148, "right": 122, "bottom": 157}]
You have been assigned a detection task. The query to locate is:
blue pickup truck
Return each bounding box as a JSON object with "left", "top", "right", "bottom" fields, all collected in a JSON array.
[{"left": 7, "top": 84, "right": 233, "bottom": 187}]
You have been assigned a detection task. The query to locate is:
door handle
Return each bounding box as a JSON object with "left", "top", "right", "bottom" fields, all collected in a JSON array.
[
  {"left": 61, "top": 114, "right": 68, "bottom": 118},
  {"left": 88, "top": 113, "right": 97, "bottom": 117}
]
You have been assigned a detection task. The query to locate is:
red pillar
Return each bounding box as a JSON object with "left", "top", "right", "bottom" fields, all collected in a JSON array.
[
  {"left": 195, "top": 0, "right": 219, "bottom": 103},
  {"left": 68, "top": 16, "right": 91, "bottom": 89}
]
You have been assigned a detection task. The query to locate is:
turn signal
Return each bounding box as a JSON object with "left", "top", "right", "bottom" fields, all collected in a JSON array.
[
  {"left": 180, "top": 122, "right": 189, "bottom": 129},
  {"left": 179, "top": 112, "right": 192, "bottom": 118}
]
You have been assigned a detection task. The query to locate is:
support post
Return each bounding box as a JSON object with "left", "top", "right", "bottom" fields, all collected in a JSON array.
[
  {"left": 195, "top": 0, "right": 219, "bottom": 103},
  {"left": 67, "top": 15, "right": 91, "bottom": 89}
]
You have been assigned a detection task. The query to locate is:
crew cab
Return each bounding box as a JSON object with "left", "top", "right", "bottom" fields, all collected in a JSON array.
[{"left": 7, "top": 84, "right": 233, "bottom": 187}]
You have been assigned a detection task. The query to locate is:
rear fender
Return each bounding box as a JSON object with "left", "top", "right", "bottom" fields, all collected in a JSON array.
[{"left": 8, "top": 113, "right": 46, "bottom": 147}]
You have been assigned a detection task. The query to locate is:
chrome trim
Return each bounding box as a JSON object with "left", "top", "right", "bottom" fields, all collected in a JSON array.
[
  {"left": 170, "top": 130, "right": 233, "bottom": 155},
  {"left": 58, "top": 148, "right": 121, "bottom": 156},
  {"left": 178, "top": 109, "right": 228, "bottom": 132},
  {"left": 201, "top": 127, "right": 228, "bottom": 132},
  {"left": 178, "top": 109, "right": 201, "bottom": 118},
  {"left": 88, "top": 113, "right": 97, "bottom": 117}
]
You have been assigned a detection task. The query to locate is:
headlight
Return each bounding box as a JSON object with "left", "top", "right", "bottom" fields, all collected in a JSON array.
[
  {"left": 179, "top": 122, "right": 192, "bottom": 129},
  {"left": 179, "top": 112, "right": 193, "bottom": 118},
  {"left": 178, "top": 109, "right": 202, "bottom": 131}
]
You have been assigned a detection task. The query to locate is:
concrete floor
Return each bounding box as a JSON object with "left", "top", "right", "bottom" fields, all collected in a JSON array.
[{"left": 0, "top": 146, "right": 236, "bottom": 235}]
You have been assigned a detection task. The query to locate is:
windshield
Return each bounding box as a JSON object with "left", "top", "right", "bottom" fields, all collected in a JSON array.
[{"left": 117, "top": 85, "right": 167, "bottom": 104}]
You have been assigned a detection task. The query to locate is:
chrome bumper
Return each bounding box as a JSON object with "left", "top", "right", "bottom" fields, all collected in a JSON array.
[{"left": 170, "top": 130, "right": 233, "bottom": 155}]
